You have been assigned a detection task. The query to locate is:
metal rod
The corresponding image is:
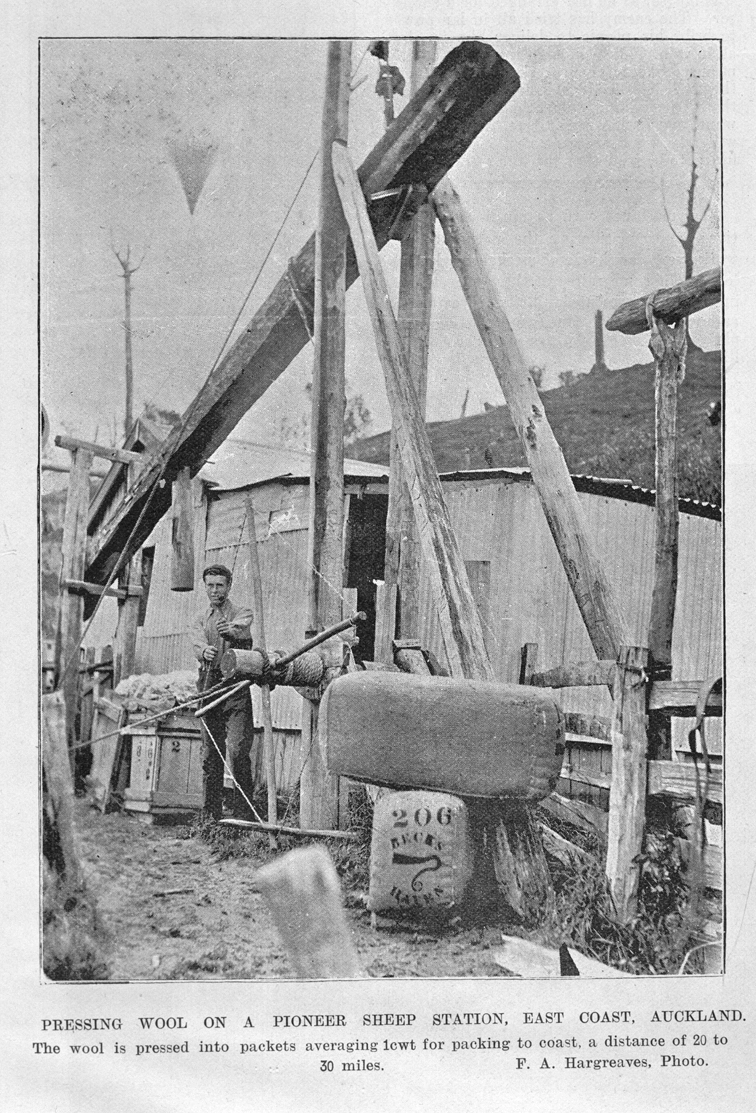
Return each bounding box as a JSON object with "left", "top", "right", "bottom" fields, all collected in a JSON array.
[{"left": 276, "top": 611, "right": 366, "bottom": 667}]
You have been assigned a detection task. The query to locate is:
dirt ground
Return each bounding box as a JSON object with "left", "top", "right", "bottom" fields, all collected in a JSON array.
[{"left": 74, "top": 799, "right": 513, "bottom": 981}]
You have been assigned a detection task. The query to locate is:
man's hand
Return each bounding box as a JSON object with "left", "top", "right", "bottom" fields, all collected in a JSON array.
[
  {"left": 202, "top": 645, "right": 218, "bottom": 662},
  {"left": 216, "top": 618, "right": 233, "bottom": 637}
]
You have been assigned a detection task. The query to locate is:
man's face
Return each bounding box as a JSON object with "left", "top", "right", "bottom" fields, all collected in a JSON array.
[{"left": 204, "top": 574, "right": 230, "bottom": 607}]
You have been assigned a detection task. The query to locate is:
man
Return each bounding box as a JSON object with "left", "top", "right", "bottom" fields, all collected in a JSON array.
[{"left": 191, "top": 564, "right": 256, "bottom": 821}]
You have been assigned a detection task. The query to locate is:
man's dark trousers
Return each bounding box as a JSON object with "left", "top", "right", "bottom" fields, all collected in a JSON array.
[{"left": 200, "top": 684, "right": 256, "bottom": 820}]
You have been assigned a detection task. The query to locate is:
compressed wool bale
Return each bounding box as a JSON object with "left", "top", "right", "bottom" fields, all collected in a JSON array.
[
  {"left": 320, "top": 671, "right": 564, "bottom": 802},
  {"left": 368, "top": 790, "right": 473, "bottom": 912}
]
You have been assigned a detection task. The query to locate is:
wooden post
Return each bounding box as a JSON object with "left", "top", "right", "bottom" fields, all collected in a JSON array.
[
  {"left": 114, "top": 552, "right": 142, "bottom": 686},
  {"left": 646, "top": 307, "right": 687, "bottom": 760},
  {"left": 255, "top": 846, "right": 363, "bottom": 978},
  {"left": 592, "top": 309, "right": 608, "bottom": 373},
  {"left": 170, "top": 466, "right": 195, "bottom": 591},
  {"left": 246, "top": 497, "right": 278, "bottom": 848},
  {"left": 332, "top": 143, "right": 493, "bottom": 681},
  {"left": 56, "top": 446, "right": 93, "bottom": 749},
  {"left": 301, "top": 40, "right": 352, "bottom": 830},
  {"left": 380, "top": 39, "right": 437, "bottom": 650},
  {"left": 606, "top": 646, "right": 649, "bottom": 923},
  {"left": 432, "top": 178, "right": 630, "bottom": 661}
]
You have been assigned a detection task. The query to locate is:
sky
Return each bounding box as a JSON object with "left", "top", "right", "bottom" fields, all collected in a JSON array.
[{"left": 40, "top": 37, "right": 721, "bottom": 453}]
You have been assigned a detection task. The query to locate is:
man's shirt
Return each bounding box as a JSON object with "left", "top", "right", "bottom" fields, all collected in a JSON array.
[{"left": 190, "top": 598, "right": 254, "bottom": 665}]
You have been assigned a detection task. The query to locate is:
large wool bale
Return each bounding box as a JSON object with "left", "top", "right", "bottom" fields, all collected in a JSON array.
[
  {"left": 368, "top": 790, "right": 473, "bottom": 913},
  {"left": 320, "top": 671, "right": 564, "bottom": 801}
]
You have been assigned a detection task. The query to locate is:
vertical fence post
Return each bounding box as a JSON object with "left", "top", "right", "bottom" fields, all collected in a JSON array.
[{"left": 606, "top": 645, "right": 649, "bottom": 922}]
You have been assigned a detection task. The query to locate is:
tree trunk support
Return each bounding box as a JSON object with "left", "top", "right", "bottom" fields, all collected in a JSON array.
[
  {"left": 301, "top": 41, "right": 351, "bottom": 831},
  {"left": 55, "top": 446, "right": 93, "bottom": 752},
  {"left": 432, "top": 177, "right": 630, "bottom": 662},
  {"left": 246, "top": 496, "right": 278, "bottom": 848},
  {"left": 646, "top": 300, "right": 687, "bottom": 760},
  {"left": 380, "top": 39, "right": 437, "bottom": 653},
  {"left": 606, "top": 646, "right": 650, "bottom": 923},
  {"left": 114, "top": 552, "right": 142, "bottom": 686}
]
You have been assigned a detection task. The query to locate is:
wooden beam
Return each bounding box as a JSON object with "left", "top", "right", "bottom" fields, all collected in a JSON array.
[
  {"left": 85, "top": 42, "right": 521, "bottom": 583},
  {"left": 63, "top": 578, "right": 142, "bottom": 600},
  {"left": 648, "top": 760, "right": 723, "bottom": 805},
  {"left": 54, "top": 434, "right": 142, "bottom": 465},
  {"left": 605, "top": 267, "right": 721, "bottom": 335},
  {"left": 170, "top": 466, "right": 195, "bottom": 591},
  {"left": 56, "top": 446, "right": 93, "bottom": 748},
  {"left": 301, "top": 41, "right": 351, "bottom": 833},
  {"left": 382, "top": 39, "right": 437, "bottom": 646},
  {"left": 432, "top": 177, "right": 630, "bottom": 662},
  {"left": 333, "top": 142, "right": 493, "bottom": 681},
  {"left": 530, "top": 659, "right": 616, "bottom": 689},
  {"left": 647, "top": 680, "right": 722, "bottom": 716},
  {"left": 563, "top": 712, "right": 612, "bottom": 743},
  {"left": 606, "top": 646, "right": 649, "bottom": 923},
  {"left": 246, "top": 496, "right": 278, "bottom": 847}
]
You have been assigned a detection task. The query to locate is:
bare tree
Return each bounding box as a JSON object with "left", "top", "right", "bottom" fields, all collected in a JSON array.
[
  {"left": 111, "top": 239, "right": 146, "bottom": 440},
  {"left": 663, "top": 83, "right": 718, "bottom": 345}
]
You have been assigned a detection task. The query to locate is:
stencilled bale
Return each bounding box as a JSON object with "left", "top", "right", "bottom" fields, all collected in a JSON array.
[
  {"left": 368, "top": 790, "right": 473, "bottom": 913},
  {"left": 319, "top": 671, "right": 564, "bottom": 802}
]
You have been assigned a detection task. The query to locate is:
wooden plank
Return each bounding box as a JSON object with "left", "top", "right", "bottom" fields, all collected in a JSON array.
[
  {"left": 432, "top": 177, "right": 630, "bottom": 662},
  {"left": 605, "top": 267, "right": 721, "bottom": 335},
  {"left": 64, "top": 579, "right": 141, "bottom": 600},
  {"left": 531, "top": 660, "right": 615, "bottom": 689},
  {"left": 648, "top": 760, "right": 723, "bottom": 805},
  {"left": 606, "top": 646, "right": 649, "bottom": 923},
  {"left": 170, "top": 466, "right": 195, "bottom": 591},
  {"left": 56, "top": 446, "right": 93, "bottom": 748},
  {"left": 301, "top": 42, "right": 351, "bottom": 833},
  {"left": 255, "top": 845, "right": 363, "bottom": 977},
  {"left": 246, "top": 496, "right": 278, "bottom": 845},
  {"left": 333, "top": 141, "right": 494, "bottom": 682},
  {"left": 540, "top": 792, "right": 608, "bottom": 840},
  {"left": 374, "top": 582, "right": 398, "bottom": 664},
  {"left": 539, "top": 823, "right": 596, "bottom": 867},
  {"left": 383, "top": 39, "right": 438, "bottom": 644},
  {"left": 54, "top": 433, "right": 142, "bottom": 465},
  {"left": 85, "top": 43, "right": 521, "bottom": 583},
  {"left": 519, "top": 642, "right": 538, "bottom": 684},
  {"left": 648, "top": 679, "right": 722, "bottom": 716}
]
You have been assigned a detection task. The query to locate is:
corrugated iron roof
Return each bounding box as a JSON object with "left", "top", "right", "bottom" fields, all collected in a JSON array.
[{"left": 200, "top": 438, "right": 389, "bottom": 491}]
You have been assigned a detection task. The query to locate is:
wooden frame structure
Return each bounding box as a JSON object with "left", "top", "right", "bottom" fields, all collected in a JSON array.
[{"left": 53, "top": 40, "right": 722, "bottom": 933}]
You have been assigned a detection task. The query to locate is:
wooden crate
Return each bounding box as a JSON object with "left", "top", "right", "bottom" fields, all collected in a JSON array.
[{"left": 123, "top": 711, "right": 203, "bottom": 824}]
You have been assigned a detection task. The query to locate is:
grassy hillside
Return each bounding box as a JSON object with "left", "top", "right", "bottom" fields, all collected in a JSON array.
[{"left": 351, "top": 349, "right": 722, "bottom": 505}]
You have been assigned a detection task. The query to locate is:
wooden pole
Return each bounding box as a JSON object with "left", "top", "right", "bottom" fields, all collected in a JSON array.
[
  {"left": 56, "top": 446, "right": 93, "bottom": 749},
  {"left": 245, "top": 497, "right": 278, "bottom": 848},
  {"left": 255, "top": 846, "right": 363, "bottom": 978},
  {"left": 301, "top": 40, "right": 352, "bottom": 831},
  {"left": 432, "top": 177, "right": 630, "bottom": 661},
  {"left": 332, "top": 143, "right": 494, "bottom": 681},
  {"left": 605, "top": 267, "right": 721, "bottom": 335},
  {"left": 606, "top": 645, "right": 649, "bottom": 923},
  {"left": 647, "top": 308, "right": 687, "bottom": 760},
  {"left": 114, "top": 552, "right": 142, "bottom": 686},
  {"left": 380, "top": 39, "right": 437, "bottom": 656},
  {"left": 170, "top": 466, "right": 195, "bottom": 591}
]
